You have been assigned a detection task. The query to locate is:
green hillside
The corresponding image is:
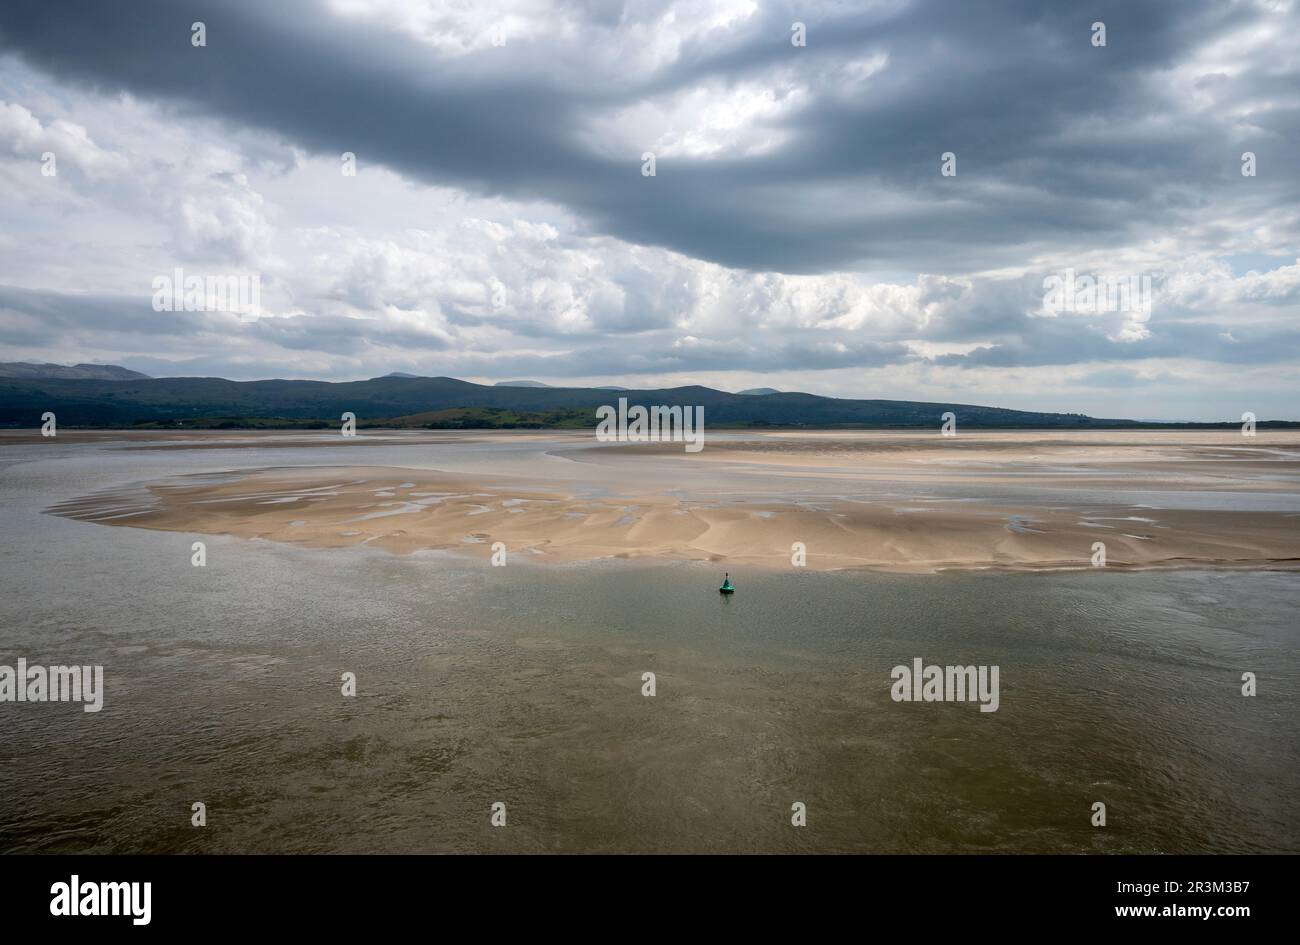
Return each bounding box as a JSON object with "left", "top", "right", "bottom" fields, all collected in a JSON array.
[{"left": 1, "top": 372, "right": 1288, "bottom": 429}]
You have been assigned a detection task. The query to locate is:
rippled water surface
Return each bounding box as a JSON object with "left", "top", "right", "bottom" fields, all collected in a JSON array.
[{"left": 1, "top": 436, "right": 1297, "bottom": 853}]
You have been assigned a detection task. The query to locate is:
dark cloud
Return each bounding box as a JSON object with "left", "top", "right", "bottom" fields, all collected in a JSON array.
[
  {"left": 935, "top": 318, "right": 1300, "bottom": 368},
  {"left": 1, "top": 0, "right": 1298, "bottom": 419},
  {"left": 0, "top": 285, "right": 450, "bottom": 358},
  {"left": 2, "top": 0, "right": 1296, "bottom": 274},
  {"left": 0, "top": 283, "right": 909, "bottom": 378}
]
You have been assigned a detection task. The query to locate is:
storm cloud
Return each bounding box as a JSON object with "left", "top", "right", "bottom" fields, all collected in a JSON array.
[{"left": 0, "top": 0, "right": 1297, "bottom": 419}]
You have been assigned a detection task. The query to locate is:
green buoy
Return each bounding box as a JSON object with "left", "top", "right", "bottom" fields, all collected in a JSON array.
[{"left": 719, "top": 572, "right": 734, "bottom": 594}]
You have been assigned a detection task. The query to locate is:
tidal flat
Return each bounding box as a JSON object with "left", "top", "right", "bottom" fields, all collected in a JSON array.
[{"left": 1, "top": 429, "right": 1297, "bottom": 852}]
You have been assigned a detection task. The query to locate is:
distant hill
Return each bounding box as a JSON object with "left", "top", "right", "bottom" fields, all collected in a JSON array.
[
  {"left": 0, "top": 362, "right": 149, "bottom": 381},
  {"left": 737, "top": 387, "right": 780, "bottom": 396},
  {"left": 381, "top": 371, "right": 421, "bottom": 379},
  {"left": 384, "top": 406, "right": 592, "bottom": 429},
  {"left": 495, "top": 380, "right": 551, "bottom": 388},
  {"left": 0, "top": 372, "right": 1169, "bottom": 429}
]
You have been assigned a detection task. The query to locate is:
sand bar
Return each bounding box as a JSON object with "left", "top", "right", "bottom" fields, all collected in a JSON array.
[{"left": 38, "top": 430, "right": 1300, "bottom": 572}]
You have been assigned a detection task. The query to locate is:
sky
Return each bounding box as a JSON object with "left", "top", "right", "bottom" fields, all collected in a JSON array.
[{"left": 0, "top": 0, "right": 1297, "bottom": 420}]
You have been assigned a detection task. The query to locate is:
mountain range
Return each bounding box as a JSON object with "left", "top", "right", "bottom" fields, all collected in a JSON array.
[
  {"left": 0, "top": 362, "right": 150, "bottom": 381},
  {"left": 0, "top": 364, "right": 1289, "bottom": 429}
]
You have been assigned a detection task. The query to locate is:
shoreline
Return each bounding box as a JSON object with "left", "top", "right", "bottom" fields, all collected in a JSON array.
[{"left": 40, "top": 427, "right": 1300, "bottom": 573}]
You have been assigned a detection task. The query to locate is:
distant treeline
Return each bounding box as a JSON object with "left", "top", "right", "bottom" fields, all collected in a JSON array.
[{"left": 1, "top": 374, "right": 1296, "bottom": 429}]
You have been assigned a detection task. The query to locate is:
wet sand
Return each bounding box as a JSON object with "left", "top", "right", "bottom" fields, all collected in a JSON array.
[
  {"left": 4, "top": 429, "right": 1299, "bottom": 853},
  {"left": 40, "top": 430, "right": 1300, "bottom": 572}
]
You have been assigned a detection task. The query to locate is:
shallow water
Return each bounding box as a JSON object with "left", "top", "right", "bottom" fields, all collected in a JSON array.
[{"left": 1, "top": 435, "right": 1297, "bottom": 852}]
